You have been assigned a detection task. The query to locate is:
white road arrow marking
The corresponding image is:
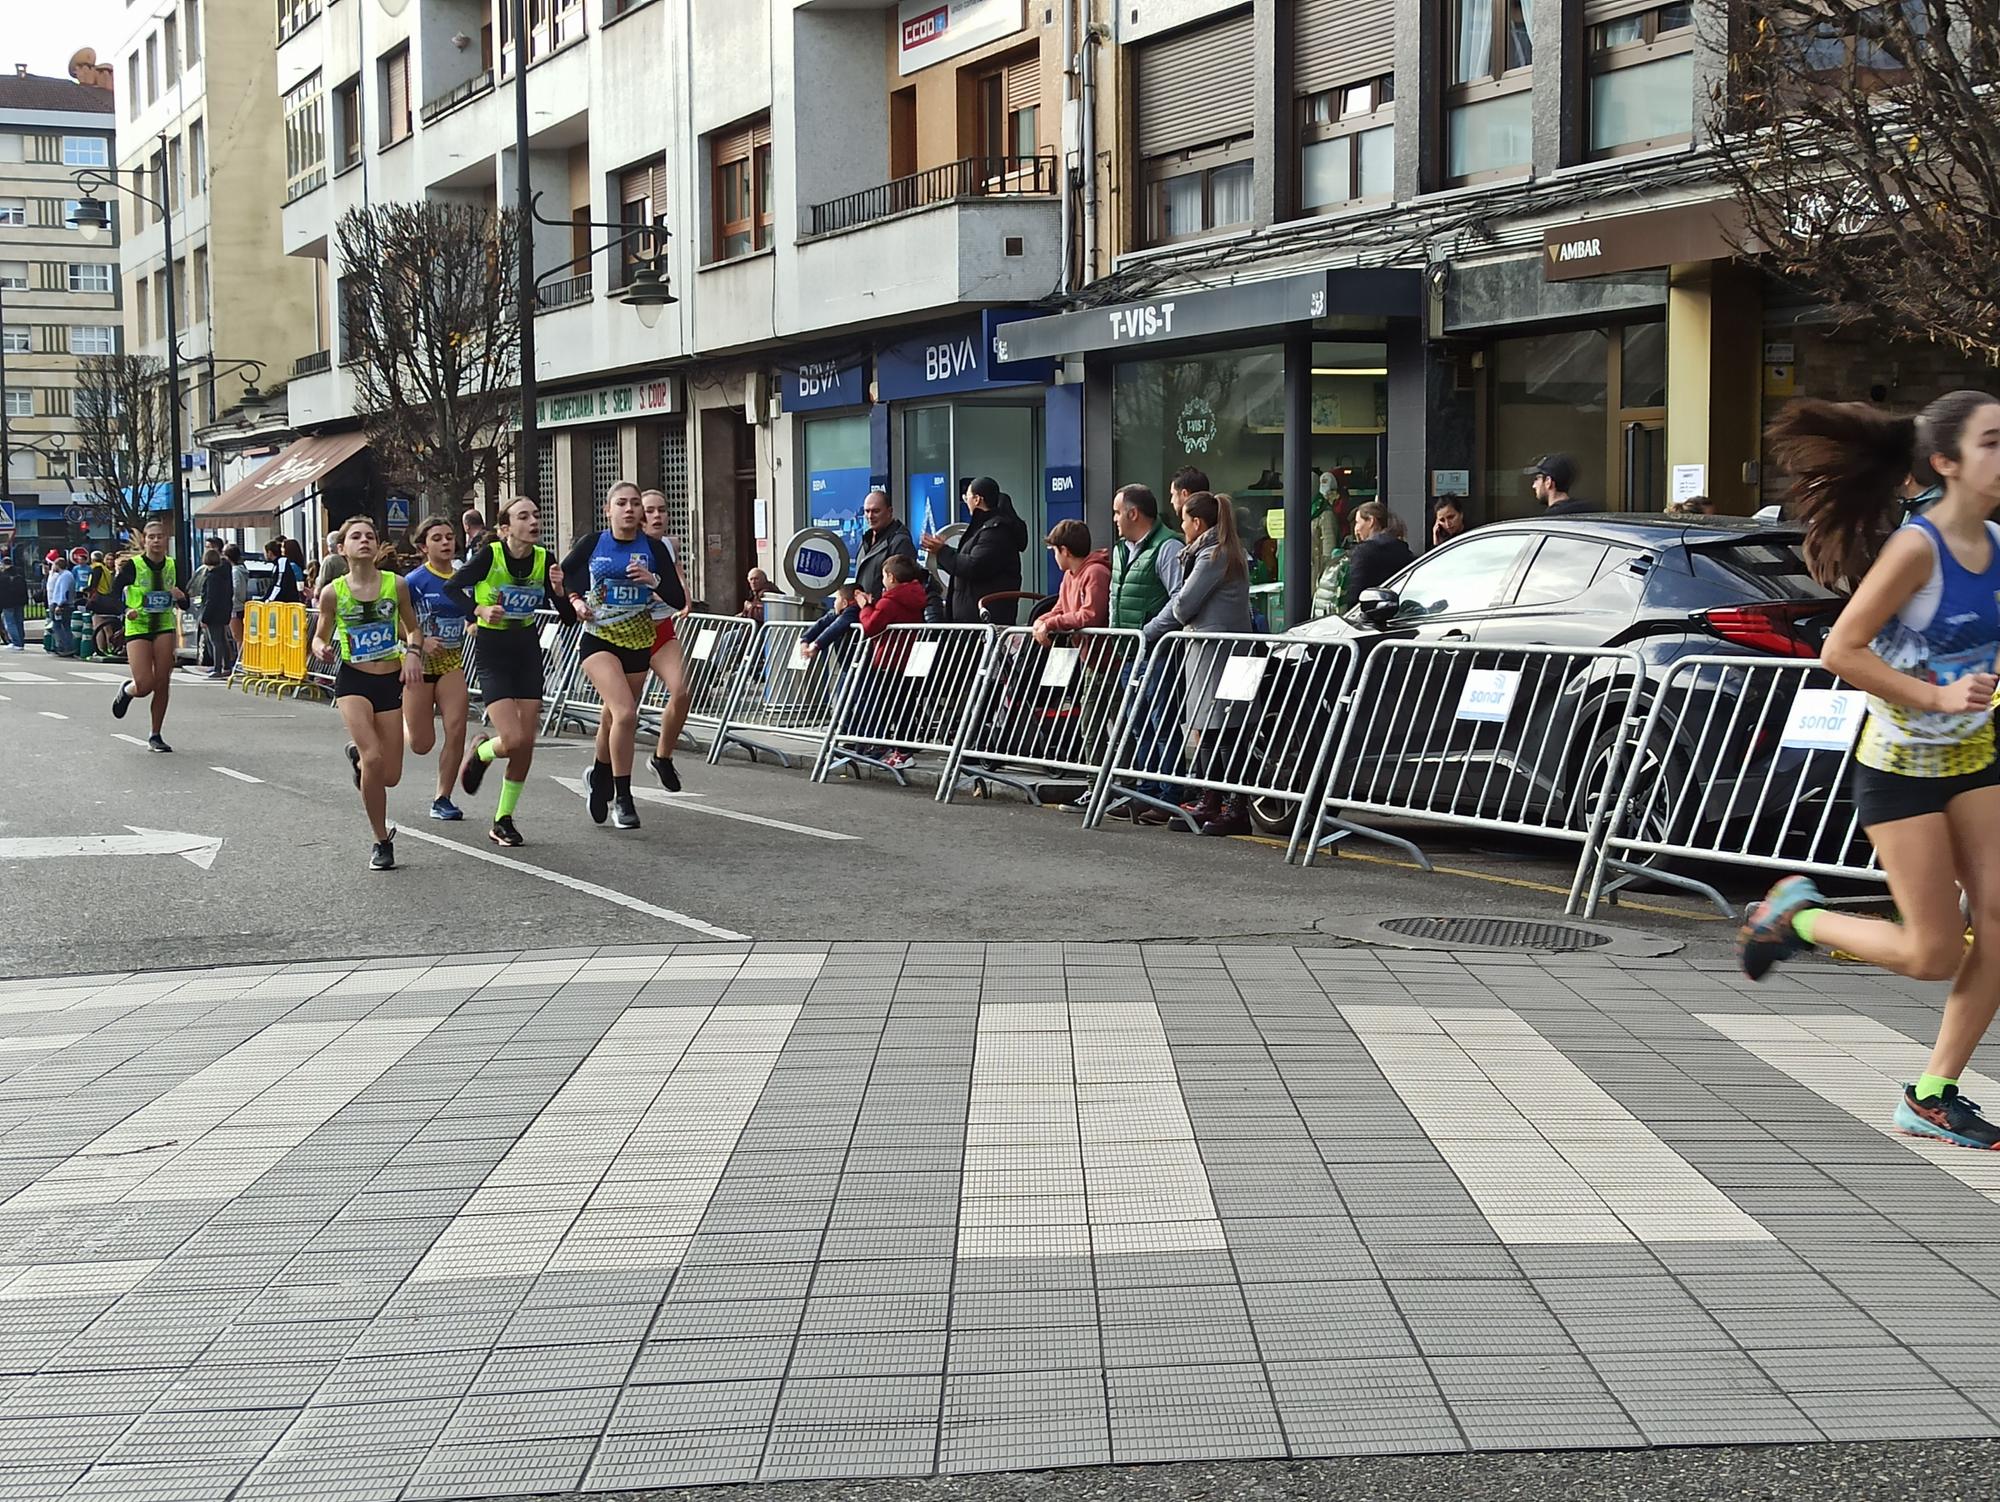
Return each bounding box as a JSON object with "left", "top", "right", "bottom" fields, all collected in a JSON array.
[
  {"left": 0, "top": 827, "right": 222, "bottom": 870},
  {"left": 550, "top": 776, "right": 857, "bottom": 841}
]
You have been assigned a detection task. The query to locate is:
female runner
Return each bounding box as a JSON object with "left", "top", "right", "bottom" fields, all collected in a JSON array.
[
  {"left": 310, "top": 517, "right": 425, "bottom": 870},
  {"left": 402, "top": 515, "right": 473, "bottom": 821},
  {"left": 447, "top": 497, "right": 574, "bottom": 846},
  {"left": 1742, "top": 391, "right": 2000, "bottom": 1149},
  {"left": 108, "top": 514, "right": 187, "bottom": 752},
  {"left": 560, "top": 481, "right": 680, "bottom": 830},
  {"left": 640, "top": 488, "right": 694, "bottom": 790}
]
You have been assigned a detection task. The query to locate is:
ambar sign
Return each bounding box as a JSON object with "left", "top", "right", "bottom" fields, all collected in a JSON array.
[{"left": 1541, "top": 201, "right": 1754, "bottom": 282}]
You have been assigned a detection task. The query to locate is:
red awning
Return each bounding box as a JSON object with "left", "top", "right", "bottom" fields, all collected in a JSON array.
[{"left": 195, "top": 431, "right": 369, "bottom": 526}]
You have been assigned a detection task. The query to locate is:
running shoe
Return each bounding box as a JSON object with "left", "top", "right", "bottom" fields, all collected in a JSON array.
[
  {"left": 460, "top": 741, "right": 489, "bottom": 798},
  {"left": 1896, "top": 1084, "right": 2000, "bottom": 1149},
  {"left": 883, "top": 750, "right": 913, "bottom": 771},
  {"left": 611, "top": 794, "right": 641, "bottom": 830},
  {"left": 1737, "top": 874, "right": 1824, "bottom": 981},
  {"left": 370, "top": 834, "right": 396, "bottom": 872},
  {"left": 586, "top": 762, "right": 611, "bottom": 824},
  {"left": 346, "top": 743, "right": 362, "bottom": 789},
  {"left": 489, "top": 816, "right": 523, "bottom": 848},
  {"left": 147, "top": 734, "right": 172, "bottom": 753},
  {"left": 111, "top": 681, "right": 133, "bottom": 719},
  {"left": 429, "top": 797, "right": 463, "bottom": 822},
  {"left": 648, "top": 754, "right": 681, "bottom": 793}
]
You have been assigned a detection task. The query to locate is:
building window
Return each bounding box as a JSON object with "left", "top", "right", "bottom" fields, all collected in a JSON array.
[
  {"left": 189, "top": 120, "right": 206, "bottom": 195},
  {"left": 285, "top": 73, "right": 326, "bottom": 199},
  {"left": 974, "top": 51, "right": 1041, "bottom": 186},
  {"left": 61, "top": 136, "right": 109, "bottom": 169},
  {"left": 164, "top": 14, "right": 180, "bottom": 85},
  {"left": 277, "top": 0, "right": 321, "bottom": 44},
  {"left": 69, "top": 262, "right": 112, "bottom": 294},
  {"left": 135, "top": 277, "right": 150, "bottom": 344},
  {"left": 333, "top": 79, "right": 361, "bottom": 174},
  {"left": 1588, "top": 3, "right": 1695, "bottom": 157},
  {"left": 154, "top": 274, "right": 167, "bottom": 335},
  {"left": 186, "top": 0, "right": 202, "bottom": 64},
  {"left": 617, "top": 159, "right": 664, "bottom": 287},
  {"left": 1445, "top": 0, "right": 1534, "bottom": 183},
  {"left": 3, "top": 391, "right": 31, "bottom": 419},
  {"left": 501, "top": 0, "right": 584, "bottom": 74},
  {"left": 193, "top": 248, "right": 209, "bottom": 322},
  {"left": 69, "top": 326, "right": 117, "bottom": 355},
  {"left": 0, "top": 199, "right": 22, "bottom": 228},
  {"left": 0, "top": 328, "right": 26, "bottom": 355},
  {"left": 0, "top": 134, "right": 19, "bottom": 164},
  {"left": 146, "top": 34, "right": 160, "bottom": 104},
  {"left": 127, "top": 50, "right": 141, "bottom": 118},
  {"left": 2, "top": 263, "right": 27, "bottom": 292},
  {"left": 1145, "top": 139, "right": 1254, "bottom": 246},
  {"left": 378, "top": 47, "right": 411, "bottom": 148},
  {"left": 711, "top": 116, "right": 772, "bottom": 261},
  {"left": 1299, "top": 75, "right": 1395, "bottom": 213},
  {"left": 168, "top": 136, "right": 185, "bottom": 212}
]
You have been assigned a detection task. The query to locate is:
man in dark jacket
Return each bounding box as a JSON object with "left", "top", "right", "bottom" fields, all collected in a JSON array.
[
  {"left": 921, "top": 477, "right": 1028, "bottom": 625},
  {"left": 1523, "top": 453, "right": 1595, "bottom": 516},
  {"left": 854, "top": 490, "right": 917, "bottom": 594},
  {"left": 0, "top": 557, "right": 27, "bottom": 651}
]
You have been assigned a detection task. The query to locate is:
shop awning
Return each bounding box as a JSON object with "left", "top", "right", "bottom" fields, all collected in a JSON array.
[{"left": 195, "top": 430, "right": 369, "bottom": 526}]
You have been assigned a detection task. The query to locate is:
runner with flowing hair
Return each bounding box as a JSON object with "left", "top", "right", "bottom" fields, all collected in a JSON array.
[{"left": 1741, "top": 391, "right": 2000, "bottom": 1149}]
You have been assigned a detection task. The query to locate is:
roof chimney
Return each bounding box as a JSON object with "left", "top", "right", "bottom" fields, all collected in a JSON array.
[{"left": 14, "top": 65, "right": 27, "bottom": 78}]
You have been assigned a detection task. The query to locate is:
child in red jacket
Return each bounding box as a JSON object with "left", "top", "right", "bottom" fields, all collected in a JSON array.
[{"left": 859, "top": 554, "right": 930, "bottom": 670}]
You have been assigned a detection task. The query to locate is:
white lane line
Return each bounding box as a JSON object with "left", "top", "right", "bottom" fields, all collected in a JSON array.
[
  {"left": 1700, "top": 1013, "right": 2000, "bottom": 1199},
  {"left": 210, "top": 766, "right": 264, "bottom": 784},
  {"left": 550, "top": 775, "right": 857, "bottom": 841},
  {"left": 37, "top": 712, "right": 67, "bottom": 720},
  {"left": 1342, "top": 1005, "right": 1771, "bottom": 1244},
  {"left": 0, "top": 671, "right": 53, "bottom": 683},
  {"left": 69, "top": 671, "right": 130, "bottom": 683},
  {"left": 392, "top": 824, "right": 750, "bottom": 941},
  {"left": 959, "top": 1000, "right": 1226, "bottom": 1259},
  {"left": 111, "top": 733, "right": 151, "bottom": 748}
]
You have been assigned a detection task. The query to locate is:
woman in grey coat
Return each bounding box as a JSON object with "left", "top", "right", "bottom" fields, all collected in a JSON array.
[{"left": 1141, "top": 490, "right": 1256, "bottom": 835}]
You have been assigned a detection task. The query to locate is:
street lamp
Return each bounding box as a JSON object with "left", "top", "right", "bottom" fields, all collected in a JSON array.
[
  {"left": 69, "top": 148, "right": 189, "bottom": 569},
  {"left": 528, "top": 190, "right": 677, "bottom": 333}
]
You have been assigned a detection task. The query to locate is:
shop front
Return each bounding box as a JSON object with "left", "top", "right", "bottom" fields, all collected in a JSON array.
[
  {"left": 196, "top": 430, "right": 373, "bottom": 543},
  {"left": 528, "top": 374, "right": 686, "bottom": 557},
  {"left": 1000, "top": 269, "right": 1421, "bottom": 625},
  {"left": 782, "top": 359, "right": 875, "bottom": 561}
]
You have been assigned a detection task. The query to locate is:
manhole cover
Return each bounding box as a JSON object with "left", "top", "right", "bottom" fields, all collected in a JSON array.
[{"left": 1378, "top": 916, "right": 1612, "bottom": 952}]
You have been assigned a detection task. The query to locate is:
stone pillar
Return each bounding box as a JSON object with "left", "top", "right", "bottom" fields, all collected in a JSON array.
[{"left": 1666, "top": 261, "right": 1762, "bottom": 514}]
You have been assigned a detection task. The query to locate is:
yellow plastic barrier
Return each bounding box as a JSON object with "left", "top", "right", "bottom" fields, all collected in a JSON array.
[
  {"left": 279, "top": 603, "right": 308, "bottom": 684},
  {"left": 240, "top": 602, "right": 266, "bottom": 685}
]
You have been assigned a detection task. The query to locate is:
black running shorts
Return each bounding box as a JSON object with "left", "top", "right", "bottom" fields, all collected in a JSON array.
[
  {"left": 474, "top": 626, "right": 545, "bottom": 704},
  {"left": 334, "top": 662, "right": 404, "bottom": 714}
]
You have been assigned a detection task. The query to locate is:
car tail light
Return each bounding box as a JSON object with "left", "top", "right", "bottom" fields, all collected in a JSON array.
[{"left": 1700, "top": 602, "right": 1822, "bottom": 658}]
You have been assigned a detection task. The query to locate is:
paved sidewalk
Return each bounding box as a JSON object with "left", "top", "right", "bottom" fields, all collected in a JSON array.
[{"left": 0, "top": 941, "right": 1997, "bottom": 1502}]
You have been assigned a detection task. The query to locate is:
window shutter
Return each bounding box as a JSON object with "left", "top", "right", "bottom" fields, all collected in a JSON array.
[
  {"left": 387, "top": 49, "right": 409, "bottom": 135},
  {"left": 714, "top": 124, "right": 753, "bottom": 165},
  {"left": 650, "top": 160, "right": 669, "bottom": 221},
  {"left": 1294, "top": 0, "right": 1396, "bottom": 97},
  {"left": 619, "top": 164, "right": 651, "bottom": 209},
  {"left": 1006, "top": 57, "right": 1039, "bottom": 113},
  {"left": 1135, "top": 10, "right": 1254, "bottom": 158},
  {"left": 1582, "top": 0, "right": 1663, "bottom": 21}
]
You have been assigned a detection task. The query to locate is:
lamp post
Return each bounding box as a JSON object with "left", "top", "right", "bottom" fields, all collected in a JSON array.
[
  {"left": 511, "top": 0, "right": 538, "bottom": 505},
  {"left": 71, "top": 141, "right": 186, "bottom": 569}
]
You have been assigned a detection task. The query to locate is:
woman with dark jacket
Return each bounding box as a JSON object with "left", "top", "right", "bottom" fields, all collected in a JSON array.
[
  {"left": 1340, "top": 501, "right": 1416, "bottom": 612},
  {"left": 921, "top": 476, "right": 1029, "bottom": 625}
]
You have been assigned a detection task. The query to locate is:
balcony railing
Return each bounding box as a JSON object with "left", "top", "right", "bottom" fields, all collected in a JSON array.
[
  {"left": 805, "top": 153, "right": 1058, "bottom": 239},
  {"left": 420, "top": 69, "right": 495, "bottom": 125},
  {"left": 293, "top": 349, "right": 331, "bottom": 378},
  {"left": 535, "top": 272, "right": 593, "bottom": 313}
]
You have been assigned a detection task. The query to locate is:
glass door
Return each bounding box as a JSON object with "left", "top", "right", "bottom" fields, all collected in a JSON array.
[
  {"left": 1622, "top": 420, "right": 1667, "bottom": 513},
  {"left": 899, "top": 401, "right": 1047, "bottom": 592}
]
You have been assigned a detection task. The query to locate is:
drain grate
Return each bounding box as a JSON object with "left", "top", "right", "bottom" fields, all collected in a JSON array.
[{"left": 1378, "top": 916, "right": 1613, "bottom": 952}]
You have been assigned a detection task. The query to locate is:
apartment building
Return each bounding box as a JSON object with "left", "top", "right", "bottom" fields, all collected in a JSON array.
[
  {"left": 111, "top": 0, "right": 315, "bottom": 533},
  {"left": 0, "top": 66, "right": 119, "bottom": 558}
]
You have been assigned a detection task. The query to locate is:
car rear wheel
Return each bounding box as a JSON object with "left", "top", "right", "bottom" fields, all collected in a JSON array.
[{"left": 1572, "top": 717, "right": 1691, "bottom": 865}]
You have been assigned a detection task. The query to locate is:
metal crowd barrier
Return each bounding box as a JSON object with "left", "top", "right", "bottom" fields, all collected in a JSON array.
[
  {"left": 1578, "top": 655, "right": 1879, "bottom": 919},
  {"left": 1083, "top": 632, "right": 1359, "bottom": 835},
  {"left": 940, "top": 626, "right": 1147, "bottom": 805},
  {"left": 534, "top": 616, "right": 588, "bottom": 732},
  {"left": 1299, "top": 641, "right": 1649, "bottom": 912},
  {"left": 711, "top": 617, "right": 855, "bottom": 768},
  {"left": 811, "top": 622, "right": 998, "bottom": 786},
  {"left": 637, "top": 612, "right": 754, "bottom": 758}
]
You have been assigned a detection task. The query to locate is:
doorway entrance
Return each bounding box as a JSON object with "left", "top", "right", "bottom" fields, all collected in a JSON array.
[{"left": 898, "top": 399, "right": 1048, "bottom": 591}]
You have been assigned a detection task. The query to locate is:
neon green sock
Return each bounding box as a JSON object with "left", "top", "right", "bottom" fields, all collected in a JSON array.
[
  {"left": 476, "top": 737, "right": 499, "bottom": 763},
  {"left": 1916, "top": 1073, "right": 1958, "bottom": 1102},
  {"left": 496, "top": 778, "right": 524, "bottom": 819},
  {"left": 1791, "top": 908, "right": 1824, "bottom": 946}
]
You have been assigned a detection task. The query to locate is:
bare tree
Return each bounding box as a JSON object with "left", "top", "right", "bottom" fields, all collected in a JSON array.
[
  {"left": 334, "top": 201, "right": 521, "bottom": 512},
  {"left": 1710, "top": 0, "right": 2000, "bottom": 362},
  {"left": 71, "top": 353, "right": 175, "bottom": 539}
]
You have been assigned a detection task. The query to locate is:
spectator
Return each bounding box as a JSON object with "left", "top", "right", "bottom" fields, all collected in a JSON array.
[
  {"left": 921, "top": 476, "right": 1028, "bottom": 625},
  {"left": 226, "top": 544, "right": 251, "bottom": 658},
  {"left": 740, "top": 567, "right": 775, "bottom": 622},
  {"left": 1143, "top": 491, "right": 1256, "bottom": 837},
  {"left": 270, "top": 538, "right": 306, "bottom": 602},
  {"left": 798, "top": 583, "right": 859, "bottom": 662},
  {"left": 804, "top": 491, "right": 933, "bottom": 652},
  {"left": 44, "top": 556, "right": 77, "bottom": 656},
  {"left": 1523, "top": 453, "right": 1595, "bottom": 516},
  {"left": 1431, "top": 496, "right": 1468, "bottom": 548},
  {"left": 854, "top": 554, "right": 931, "bottom": 770},
  {"left": 0, "top": 556, "right": 27, "bottom": 651},
  {"left": 197, "top": 544, "right": 235, "bottom": 679},
  {"left": 459, "top": 507, "right": 489, "bottom": 563},
  {"left": 320, "top": 529, "right": 349, "bottom": 586},
  {"left": 1103, "top": 483, "right": 1186, "bottom": 817},
  {"left": 1168, "top": 466, "right": 1209, "bottom": 525},
  {"left": 1033, "top": 520, "right": 1110, "bottom": 643},
  {"left": 1341, "top": 501, "right": 1416, "bottom": 612}
]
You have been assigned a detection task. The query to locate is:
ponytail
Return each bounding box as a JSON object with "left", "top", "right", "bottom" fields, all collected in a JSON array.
[
  {"left": 1766, "top": 400, "right": 1913, "bottom": 590},
  {"left": 1184, "top": 491, "right": 1247, "bottom": 581}
]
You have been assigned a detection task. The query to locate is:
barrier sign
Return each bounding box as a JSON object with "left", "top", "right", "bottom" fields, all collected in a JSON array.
[
  {"left": 1780, "top": 687, "right": 1867, "bottom": 752},
  {"left": 690, "top": 627, "right": 719, "bottom": 661},
  {"left": 1455, "top": 668, "right": 1520, "bottom": 723},
  {"left": 903, "top": 641, "right": 939, "bottom": 678},
  {"left": 1038, "top": 646, "right": 1080, "bottom": 691},
  {"left": 783, "top": 526, "right": 850, "bottom": 599},
  {"left": 1215, "top": 654, "right": 1269, "bottom": 702}
]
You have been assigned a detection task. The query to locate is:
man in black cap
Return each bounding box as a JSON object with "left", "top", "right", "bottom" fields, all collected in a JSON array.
[{"left": 1523, "top": 453, "right": 1594, "bottom": 516}]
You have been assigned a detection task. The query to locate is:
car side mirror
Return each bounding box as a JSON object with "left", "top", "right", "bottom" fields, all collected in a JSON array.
[{"left": 1356, "top": 588, "right": 1400, "bottom": 626}]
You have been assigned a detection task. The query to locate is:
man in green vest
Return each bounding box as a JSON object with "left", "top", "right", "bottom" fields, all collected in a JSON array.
[{"left": 1081, "top": 483, "right": 1187, "bottom": 817}]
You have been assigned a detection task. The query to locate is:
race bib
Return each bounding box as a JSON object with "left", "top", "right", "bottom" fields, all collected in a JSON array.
[
  {"left": 499, "top": 584, "right": 542, "bottom": 620},
  {"left": 143, "top": 590, "right": 173, "bottom": 613},
  {"left": 347, "top": 620, "right": 397, "bottom": 662},
  {"left": 602, "top": 580, "right": 648, "bottom": 611},
  {"left": 430, "top": 616, "right": 466, "bottom": 646}
]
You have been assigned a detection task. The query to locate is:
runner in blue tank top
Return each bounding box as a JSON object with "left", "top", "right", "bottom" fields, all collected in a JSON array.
[
  {"left": 1742, "top": 391, "right": 2000, "bottom": 1150},
  {"left": 402, "top": 516, "right": 473, "bottom": 821}
]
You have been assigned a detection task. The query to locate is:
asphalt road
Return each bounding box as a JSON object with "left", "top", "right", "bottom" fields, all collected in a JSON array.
[{"left": 0, "top": 658, "right": 1747, "bottom": 979}]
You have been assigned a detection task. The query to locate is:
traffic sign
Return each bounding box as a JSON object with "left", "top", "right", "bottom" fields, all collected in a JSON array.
[
  {"left": 386, "top": 497, "right": 411, "bottom": 530},
  {"left": 0, "top": 501, "right": 14, "bottom": 528}
]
